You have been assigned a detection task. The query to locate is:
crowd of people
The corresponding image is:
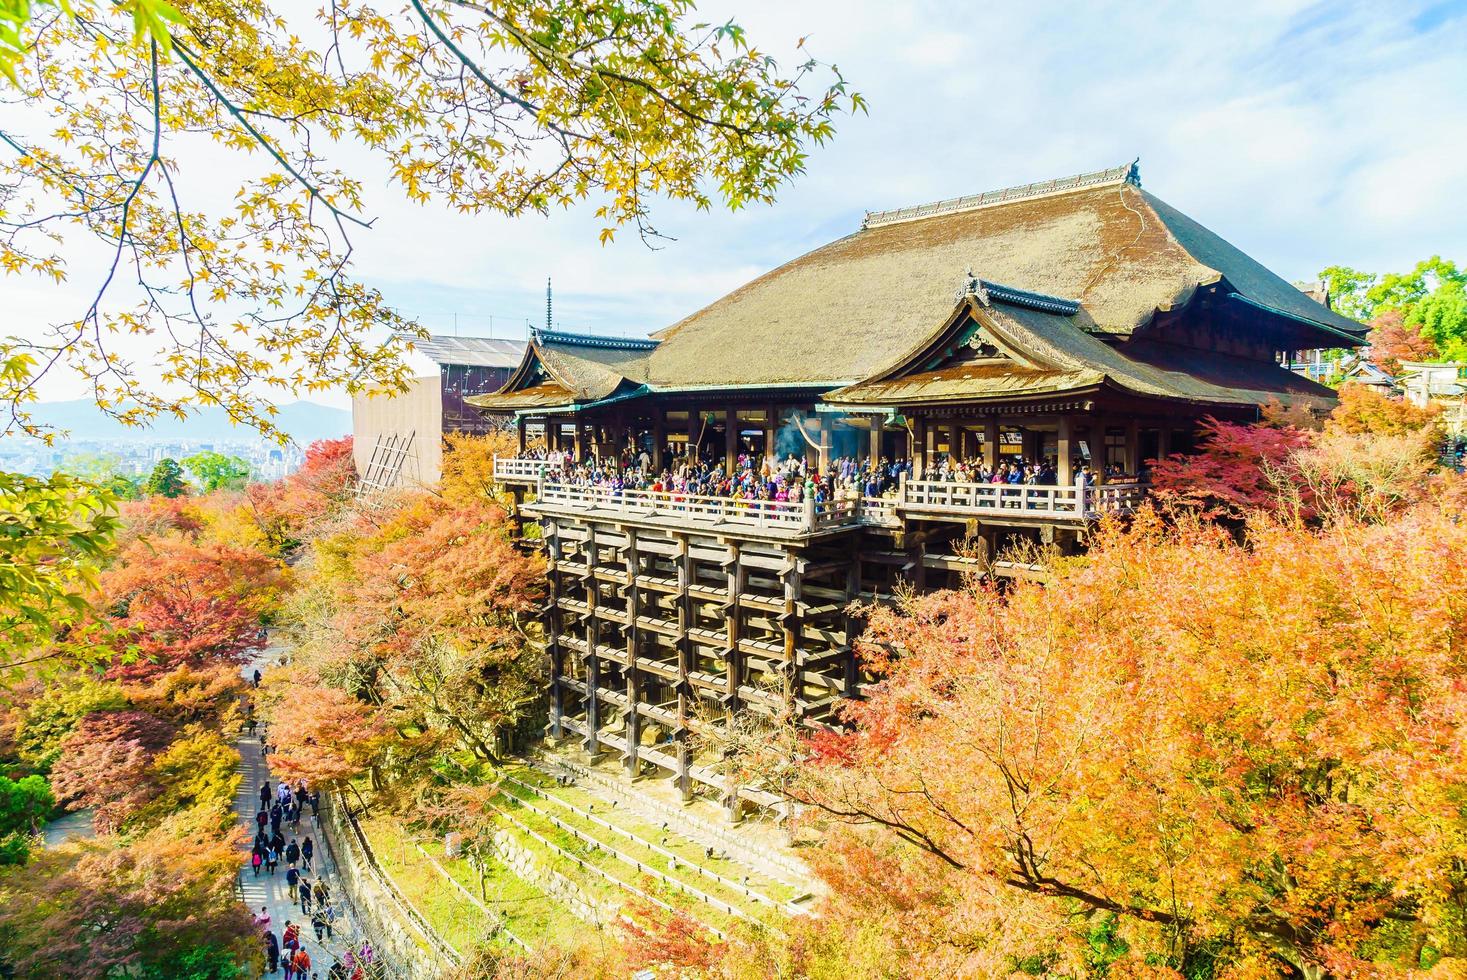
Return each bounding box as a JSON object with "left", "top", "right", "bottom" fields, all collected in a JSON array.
[
  {"left": 519, "top": 445, "right": 1135, "bottom": 506},
  {"left": 247, "top": 762, "right": 380, "bottom": 977}
]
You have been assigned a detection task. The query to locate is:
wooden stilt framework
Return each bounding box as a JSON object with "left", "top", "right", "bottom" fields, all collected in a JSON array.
[{"left": 542, "top": 516, "right": 860, "bottom": 815}]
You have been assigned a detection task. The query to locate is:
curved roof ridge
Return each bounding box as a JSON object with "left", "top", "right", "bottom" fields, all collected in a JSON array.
[{"left": 862, "top": 160, "right": 1140, "bottom": 229}]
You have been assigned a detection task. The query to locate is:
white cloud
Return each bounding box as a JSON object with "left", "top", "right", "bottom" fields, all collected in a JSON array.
[{"left": 5, "top": 0, "right": 1466, "bottom": 405}]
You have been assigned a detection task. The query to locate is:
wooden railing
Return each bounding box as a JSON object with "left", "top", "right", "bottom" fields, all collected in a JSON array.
[
  {"left": 495, "top": 456, "right": 1150, "bottom": 531},
  {"left": 493, "top": 455, "right": 564, "bottom": 482}
]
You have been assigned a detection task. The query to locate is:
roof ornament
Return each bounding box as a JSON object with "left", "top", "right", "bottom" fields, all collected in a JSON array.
[{"left": 957, "top": 269, "right": 991, "bottom": 307}]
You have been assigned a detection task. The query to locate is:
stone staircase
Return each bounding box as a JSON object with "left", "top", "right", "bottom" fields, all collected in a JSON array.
[{"left": 485, "top": 753, "right": 822, "bottom": 940}]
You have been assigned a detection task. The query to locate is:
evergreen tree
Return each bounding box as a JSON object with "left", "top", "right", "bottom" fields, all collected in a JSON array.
[{"left": 143, "top": 459, "right": 189, "bottom": 499}]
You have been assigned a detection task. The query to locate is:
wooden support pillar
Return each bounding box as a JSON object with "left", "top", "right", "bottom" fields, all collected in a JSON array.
[
  {"left": 724, "top": 406, "right": 738, "bottom": 475},
  {"left": 912, "top": 417, "right": 928, "bottom": 477},
  {"left": 516, "top": 416, "right": 527, "bottom": 454},
  {"left": 1125, "top": 419, "right": 1140, "bottom": 476},
  {"left": 687, "top": 409, "right": 701, "bottom": 463},
  {"left": 623, "top": 528, "right": 640, "bottom": 778},
  {"left": 765, "top": 404, "right": 779, "bottom": 463},
  {"left": 583, "top": 525, "right": 601, "bottom": 757},
  {"left": 675, "top": 535, "right": 694, "bottom": 803},
  {"left": 1157, "top": 425, "right": 1172, "bottom": 463},
  {"left": 1057, "top": 415, "right": 1074, "bottom": 486},
  {"left": 651, "top": 412, "right": 665, "bottom": 470},
  {"left": 983, "top": 418, "right": 999, "bottom": 471},
  {"left": 781, "top": 554, "right": 803, "bottom": 708},
  {"left": 867, "top": 420, "right": 881, "bottom": 462},
  {"left": 546, "top": 522, "right": 564, "bottom": 738},
  {"left": 573, "top": 419, "right": 585, "bottom": 461},
  {"left": 722, "top": 544, "right": 743, "bottom": 817}
]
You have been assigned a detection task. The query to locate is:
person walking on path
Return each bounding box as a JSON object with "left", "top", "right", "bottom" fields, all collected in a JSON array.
[
  {"left": 298, "top": 874, "right": 313, "bottom": 914},
  {"left": 251, "top": 848, "right": 263, "bottom": 876},
  {"left": 286, "top": 838, "right": 300, "bottom": 868},
  {"left": 265, "top": 844, "right": 279, "bottom": 875},
  {"left": 290, "top": 947, "right": 311, "bottom": 980},
  {"left": 313, "top": 878, "right": 330, "bottom": 908},
  {"left": 301, "top": 836, "right": 314, "bottom": 871},
  {"left": 260, "top": 781, "right": 272, "bottom": 810},
  {"left": 311, "top": 906, "right": 329, "bottom": 942},
  {"left": 271, "top": 801, "right": 283, "bottom": 835},
  {"left": 264, "top": 929, "right": 280, "bottom": 974},
  {"left": 253, "top": 906, "right": 271, "bottom": 931}
]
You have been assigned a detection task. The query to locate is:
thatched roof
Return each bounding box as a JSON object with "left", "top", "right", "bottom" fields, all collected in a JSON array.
[
  {"left": 471, "top": 163, "right": 1361, "bottom": 413},
  {"left": 828, "top": 294, "right": 1337, "bottom": 411},
  {"left": 642, "top": 164, "right": 1361, "bottom": 388},
  {"left": 466, "top": 330, "right": 653, "bottom": 410}
]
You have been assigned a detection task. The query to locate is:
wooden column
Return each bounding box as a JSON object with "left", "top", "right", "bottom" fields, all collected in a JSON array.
[
  {"left": 516, "top": 416, "right": 527, "bottom": 454},
  {"left": 1157, "top": 425, "right": 1171, "bottom": 463},
  {"left": 674, "top": 535, "right": 694, "bottom": 803},
  {"left": 1057, "top": 415, "right": 1074, "bottom": 486},
  {"left": 912, "top": 417, "right": 928, "bottom": 477},
  {"left": 651, "top": 412, "right": 665, "bottom": 470},
  {"left": 686, "top": 409, "right": 701, "bottom": 463},
  {"left": 1125, "top": 419, "right": 1140, "bottom": 476},
  {"left": 983, "top": 418, "right": 999, "bottom": 471},
  {"left": 818, "top": 414, "right": 833, "bottom": 472},
  {"left": 623, "top": 528, "right": 640, "bottom": 778},
  {"left": 765, "top": 404, "right": 779, "bottom": 463},
  {"left": 583, "top": 525, "right": 600, "bottom": 757},
  {"left": 546, "top": 522, "right": 564, "bottom": 738},
  {"left": 867, "top": 420, "right": 881, "bottom": 462},
  {"left": 1091, "top": 416, "right": 1108, "bottom": 485},
  {"left": 724, "top": 406, "right": 738, "bottom": 474},
  {"left": 573, "top": 419, "right": 585, "bottom": 461},
  {"left": 722, "top": 544, "right": 743, "bottom": 816}
]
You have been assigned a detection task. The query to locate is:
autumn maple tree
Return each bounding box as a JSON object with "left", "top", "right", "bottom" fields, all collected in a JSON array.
[
  {"left": 97, "top": 537, "right": 286, "bottom": 680},
  {"left": 0, "top": 1, "right": 859, "bottom": 439}
]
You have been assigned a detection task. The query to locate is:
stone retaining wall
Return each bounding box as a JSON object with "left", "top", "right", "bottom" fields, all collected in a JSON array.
[{"left": 321, "top": 794, "right": 460, "bottom": 980}]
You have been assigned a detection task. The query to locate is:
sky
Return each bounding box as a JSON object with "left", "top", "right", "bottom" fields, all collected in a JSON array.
[{"left": 9, "top": 0, "right": 1467, "bottom": 406}]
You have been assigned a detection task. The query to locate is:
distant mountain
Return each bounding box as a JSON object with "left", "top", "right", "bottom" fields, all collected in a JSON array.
[{"left": 19, "top": 399, "right": 351, "bottom": 445}]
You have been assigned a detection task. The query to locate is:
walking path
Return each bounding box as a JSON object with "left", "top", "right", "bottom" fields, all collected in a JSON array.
[{"left": 235, "top": 651, "right": 377, "bottom": 977}]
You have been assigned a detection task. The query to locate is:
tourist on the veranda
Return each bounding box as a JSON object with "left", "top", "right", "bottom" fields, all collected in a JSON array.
[{"left": 301, "top": 835, "right": 314, "bottom": 870}]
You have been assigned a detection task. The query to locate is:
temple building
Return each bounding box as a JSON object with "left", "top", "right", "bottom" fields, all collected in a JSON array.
[{"left": 470, "top": 162, "right": 1364, "bottom": 816}]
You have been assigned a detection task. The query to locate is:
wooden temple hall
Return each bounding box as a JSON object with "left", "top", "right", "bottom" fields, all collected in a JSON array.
[{"left": 471, "top": 162, "right": 1364, "bottom": 814}]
